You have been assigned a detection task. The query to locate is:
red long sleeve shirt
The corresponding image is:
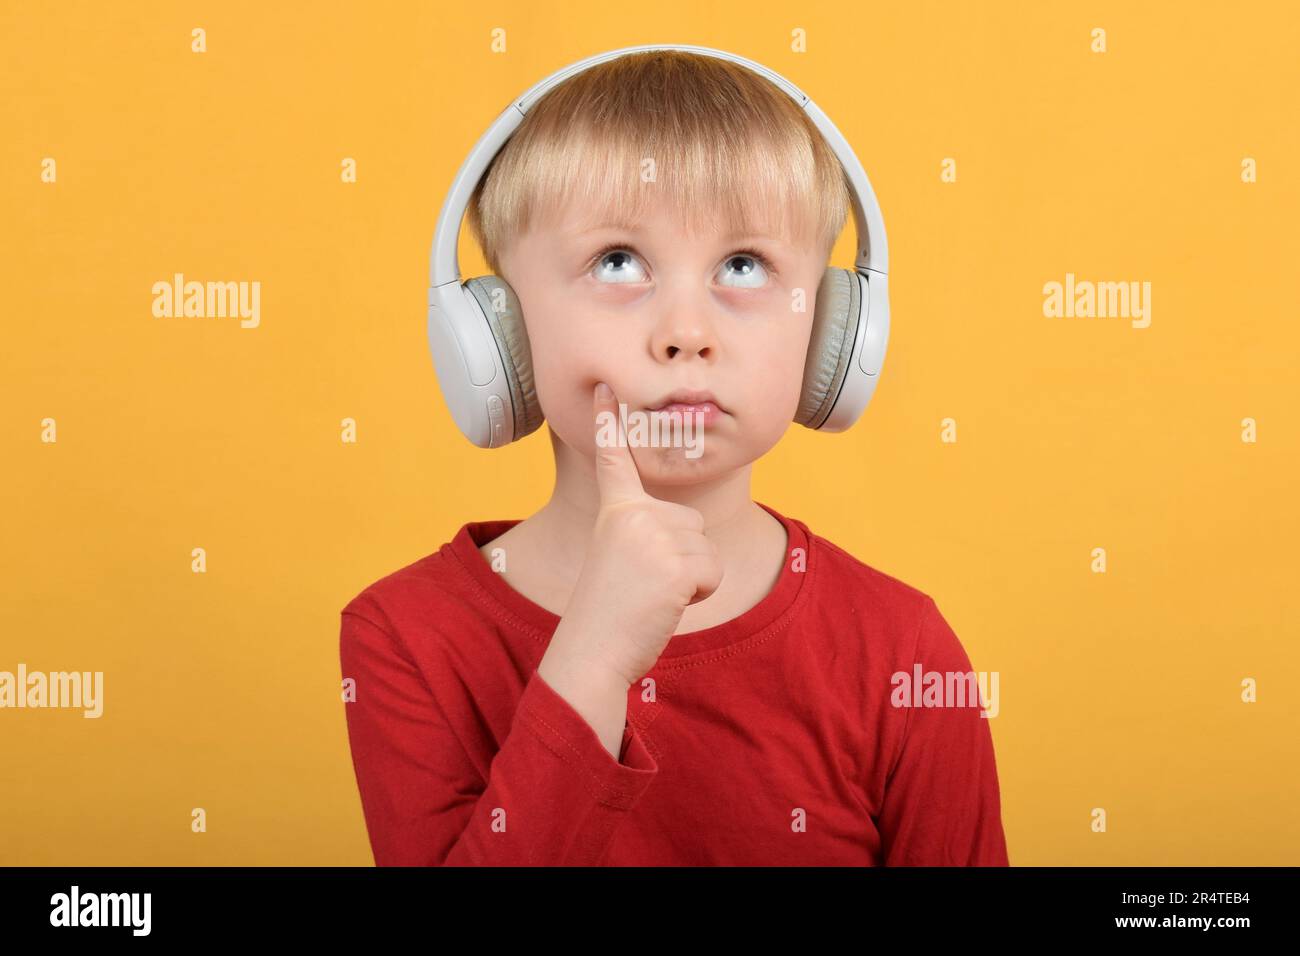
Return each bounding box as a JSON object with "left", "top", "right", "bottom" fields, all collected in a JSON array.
[{"left": 339, "top": 501, "right": 1010, "bottom": 866}]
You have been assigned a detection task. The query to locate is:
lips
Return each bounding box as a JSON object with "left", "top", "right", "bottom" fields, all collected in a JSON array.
[
  {"left": 645, "top": 389, "right": 727, "bottom": 428},
  {"left": 648, "top": 389, "right": 726, "bottom": 413}
]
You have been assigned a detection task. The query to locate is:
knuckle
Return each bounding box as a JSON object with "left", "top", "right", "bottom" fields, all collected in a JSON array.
[{"left": 601, "top": 499, "right": 640, "bottom": 523}]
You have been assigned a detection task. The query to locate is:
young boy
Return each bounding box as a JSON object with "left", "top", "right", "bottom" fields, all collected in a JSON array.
[{"left": 339, "top": 50, "right": 1009, "bottom": 866}]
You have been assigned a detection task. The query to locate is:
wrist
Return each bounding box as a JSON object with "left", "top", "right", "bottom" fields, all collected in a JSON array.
[{"left": 539, "top": 640, "right": 632, "bottom": 696}]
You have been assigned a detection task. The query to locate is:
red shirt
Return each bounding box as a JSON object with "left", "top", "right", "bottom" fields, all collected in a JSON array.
[{"left": 339, "top": 501, "right": 1010, "bottom": 866}]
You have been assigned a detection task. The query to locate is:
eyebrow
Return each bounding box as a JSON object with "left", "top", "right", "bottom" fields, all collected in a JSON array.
[
  {"left": 574, "top": 221, "right": 790, "bottom": 247},
  {"left": 574, "top": 219, "right": 641, "bottom": 236}
]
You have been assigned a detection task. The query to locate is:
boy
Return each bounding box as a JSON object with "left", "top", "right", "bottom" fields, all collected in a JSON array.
[{"left": 340, "top": 50, "right": 1009, "bottom": 866}]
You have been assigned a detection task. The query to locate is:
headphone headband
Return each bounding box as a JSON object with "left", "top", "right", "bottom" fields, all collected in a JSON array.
[{"left": 429, "top": 43, "right": 888, "bottom": 289}]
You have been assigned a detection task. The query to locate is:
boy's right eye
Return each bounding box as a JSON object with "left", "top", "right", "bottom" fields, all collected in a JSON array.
[{"left": 590, "top": 247, "right": 648, "bottom": 284}]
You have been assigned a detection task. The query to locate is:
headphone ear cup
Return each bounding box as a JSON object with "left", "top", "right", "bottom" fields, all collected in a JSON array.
[
  {"left": 464, "top": 275, "right": 545, "bottom": 442},
  {"left": 796, "top": 266, "right": 861, "bottom": 429}
]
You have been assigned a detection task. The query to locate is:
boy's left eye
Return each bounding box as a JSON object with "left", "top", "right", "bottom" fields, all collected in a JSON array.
[
  {"left": 718, "top": 251, "right": 772, "bottom": 289},
  {"left": 586, "top": 244, "right": 775, "bottom": 288}
]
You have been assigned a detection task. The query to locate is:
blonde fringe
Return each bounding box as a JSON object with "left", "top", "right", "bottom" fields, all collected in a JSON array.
[{"left": 465, "top": 50, "right": 852, "bottom": 276}]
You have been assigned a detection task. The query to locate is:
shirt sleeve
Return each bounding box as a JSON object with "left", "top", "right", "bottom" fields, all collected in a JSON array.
[
  {"left": 876, "top": 597, "right": 1010, "bottom": 866},
  {"left": 339, "top": 609, "right": 659, "bottom": 866}
]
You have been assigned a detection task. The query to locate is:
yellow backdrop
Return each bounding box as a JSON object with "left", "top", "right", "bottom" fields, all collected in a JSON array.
[{"left": 3, "top": 0, "right": 1297, "bottom": 865}]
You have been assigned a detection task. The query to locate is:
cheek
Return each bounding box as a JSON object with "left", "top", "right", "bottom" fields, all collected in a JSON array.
[
  {"left": 745, "top": 317, "right": 814, "bottom": 420},
  {"left": 523, "top": 305, "right": 619, "bottom": 427}
]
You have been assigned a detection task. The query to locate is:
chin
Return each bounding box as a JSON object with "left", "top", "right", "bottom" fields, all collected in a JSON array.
[
  {"left": 631, "top": 444, "right": 728, "bottom": 482},
  {"left": 642, "top": 440, "right": 777, "bottom": 484}
]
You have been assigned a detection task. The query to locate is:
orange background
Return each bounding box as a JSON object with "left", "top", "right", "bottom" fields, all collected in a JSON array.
[{"left": 2, "top": 0, "right": 1297, "bottom": 864}]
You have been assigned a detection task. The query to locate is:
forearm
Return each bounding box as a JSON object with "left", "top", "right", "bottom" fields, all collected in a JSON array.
[
  {"left": 341, "top": 609, "right": 659, "bottom": 866},
  {"left": 537, "top": 620, "right": 633, "bottom": 761}
]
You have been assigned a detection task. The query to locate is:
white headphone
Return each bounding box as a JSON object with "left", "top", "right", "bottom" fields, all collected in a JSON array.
[{"left": 427, "top": 43, "right": 890, "bottom": 448}]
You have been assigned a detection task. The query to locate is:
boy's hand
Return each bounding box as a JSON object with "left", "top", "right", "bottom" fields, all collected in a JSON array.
[{"left": 548, "top": 382, "right": 724, "bottom": 689}]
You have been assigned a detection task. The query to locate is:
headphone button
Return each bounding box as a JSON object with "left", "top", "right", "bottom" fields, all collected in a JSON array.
[{"left": 487, "top": 394, "right": 506, "bottom": 444}]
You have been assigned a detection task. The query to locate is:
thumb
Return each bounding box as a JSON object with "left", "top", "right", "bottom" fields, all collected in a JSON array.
[{"left": 592, "top": 381, "right": 644, "bottom": 506}]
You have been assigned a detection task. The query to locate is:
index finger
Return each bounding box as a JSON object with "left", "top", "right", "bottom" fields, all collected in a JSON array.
[{"left": 592, "top": 381, "right": 645, "bottom": 506}]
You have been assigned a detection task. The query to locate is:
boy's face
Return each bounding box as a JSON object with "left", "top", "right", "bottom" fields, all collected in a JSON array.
[{"left": 497, "top": 192, "right": 829, "bottom": 486}]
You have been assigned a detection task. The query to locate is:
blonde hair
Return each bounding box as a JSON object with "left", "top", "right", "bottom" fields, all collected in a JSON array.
[{"left": 465, "top": 50, "right": 852, "bottom": 276}]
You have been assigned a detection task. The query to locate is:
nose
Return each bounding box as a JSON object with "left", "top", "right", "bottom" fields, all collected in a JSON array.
[{"left": 649, "top": 285, "right": 721, "bottom": 362}]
